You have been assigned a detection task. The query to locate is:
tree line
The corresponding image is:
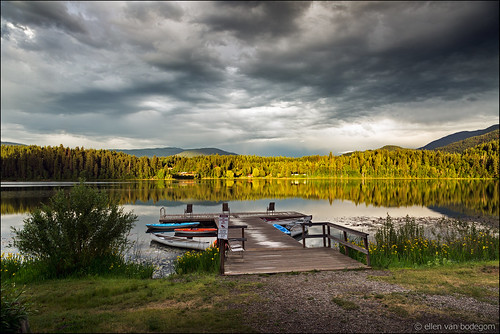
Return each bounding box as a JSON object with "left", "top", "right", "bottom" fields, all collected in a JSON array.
[{"left": 1, "top": 140, "right": 498, "bottom": 181}]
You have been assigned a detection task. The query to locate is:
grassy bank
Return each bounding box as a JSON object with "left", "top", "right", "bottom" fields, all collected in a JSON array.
[
  {"left": 18, "top": 274, "right": 259, "bottom": 333},
  {"left": 343, "top": 216, "right": 499, "bottom": 268},
  {"left": 366, "top": 261, "right": 499, "bottom": 326},
  {"left": 371, "top": 261, "right": 499, "bottom": 302},
  {"left": 7, "top": 261, "right": 498, "bottom": 333}
]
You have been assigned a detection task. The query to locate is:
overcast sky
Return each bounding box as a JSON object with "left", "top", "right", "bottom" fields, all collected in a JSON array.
[{"left": 1, "top": 1, "right": 498, "bottom": 156}]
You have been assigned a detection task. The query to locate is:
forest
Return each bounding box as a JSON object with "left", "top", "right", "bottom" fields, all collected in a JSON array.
[{"left": 1, "top": 140, "right": 499, "bottom": 181}]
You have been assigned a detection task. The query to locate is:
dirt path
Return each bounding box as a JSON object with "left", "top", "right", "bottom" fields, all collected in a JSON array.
[{"left": 222, "top": 270, "right": 499, "bottom": 333}]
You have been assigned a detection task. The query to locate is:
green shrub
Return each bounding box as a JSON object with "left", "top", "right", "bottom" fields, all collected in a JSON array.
[{"left": 11, "top": 181, "right": 138, "bottom": 278}]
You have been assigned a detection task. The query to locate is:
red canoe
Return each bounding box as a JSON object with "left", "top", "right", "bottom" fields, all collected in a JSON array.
[{"left": 174, "top": 228, "right": 218, "bottom": 237}]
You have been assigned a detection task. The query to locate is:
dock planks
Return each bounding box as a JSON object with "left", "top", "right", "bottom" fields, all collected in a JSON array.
[
  {"left": 224, "top": 248, "right": 367, "bottom": 275},
  {"left": 228, "top": 216, "right": 304, "bottom": 250}
]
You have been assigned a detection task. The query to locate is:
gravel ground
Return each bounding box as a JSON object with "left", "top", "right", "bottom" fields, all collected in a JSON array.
[{"left": 219, "top": 270, "right": 499, "bottom": 333}]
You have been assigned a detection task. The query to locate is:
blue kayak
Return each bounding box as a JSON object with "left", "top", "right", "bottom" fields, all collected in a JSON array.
[
  {"left": 146, "top": 222, "right": 200, "bottom": 231},
  {"left": 272, "top": 224, "right": 291, "bottom": 235}
]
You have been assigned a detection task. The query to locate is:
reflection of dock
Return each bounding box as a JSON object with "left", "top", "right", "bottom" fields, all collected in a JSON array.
[{"left": 158, "top": 209, "right": 369, "bottom": 275}]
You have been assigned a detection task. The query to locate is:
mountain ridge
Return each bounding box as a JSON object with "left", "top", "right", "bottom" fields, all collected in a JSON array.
[
  {"left": 112, "top": 147, "right": 184, "bottom": 157},
  {"left": 433, "top": 129, "right": 499, "bottom": 153},
  {"left": 419, "top": 124, "right": 499, "bottom": 150},
  {"left": 113, "top": 147, "right": 237, "bottom": 158},
  {"left": 1, "top": 141, "right": 26, "bottom": 146},
  {"left": 174, "top": 148, "right": 237, "bottom": 158}
]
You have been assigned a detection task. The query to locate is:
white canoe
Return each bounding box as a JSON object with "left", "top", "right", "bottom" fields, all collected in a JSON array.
[
  {"left": 287, "top": 224, "right": 309, "bottom": 237},
  {"left": 151, "top": 233, "right": 212, "bottom": 251}
]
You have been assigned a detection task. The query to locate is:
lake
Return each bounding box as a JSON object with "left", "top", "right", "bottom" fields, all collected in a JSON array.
[{"left": 1, "top": 179, "right": 498, "bottom": 262}]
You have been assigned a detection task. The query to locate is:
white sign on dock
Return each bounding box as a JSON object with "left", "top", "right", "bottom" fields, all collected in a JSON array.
[{"left": 218, "top": 214, "right": 229, "bottom": 240}]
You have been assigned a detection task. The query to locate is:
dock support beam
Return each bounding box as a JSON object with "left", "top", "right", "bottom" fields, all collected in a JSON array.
[
  {"left": 363, "top": 236, "right": 371, "bottom": 266},
  {"left": 343, "top": 231, "right": 349, "bottom": 256}
]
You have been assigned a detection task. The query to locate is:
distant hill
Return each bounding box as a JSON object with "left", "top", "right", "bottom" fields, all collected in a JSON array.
[
  {"left": 1, "top": 141, "right": 26, "bottom": 146},
  {"left": 113, "top": 147, "right": 237, "bottom": 158},
  {"left": 433, "top": 129, "right": 499, "bottom": 153},
  {"left": 378, "top": 145, "right": 404, "bottom": 151},
  {"left": 419, "top": 124, "right": 499, "bottom": 150},
  {"left": 342, "top": 145, "right": 405, "bottom": 156},
  {"left": 113, "top": 147, "right": 184, "bottom": 157},
  {"left": 175, "top": 148, "right": 237, "bottom": 158}
]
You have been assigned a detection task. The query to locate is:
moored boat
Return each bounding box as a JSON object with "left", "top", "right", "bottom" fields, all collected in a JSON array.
[
  {"left": 272, "top": 224, "right": 291, "bottom": 235},
  {"left": 151, "top": 232, "right": 212, "bottom": 250},
  {"left": 146, "top": 222, "right": 200, "bottom": 231},
  {"left": 174, "top": 228, "right": 218, "bottom": 237},
  {"left": 266, "top": 215, "right": 311, "bottom": 237},
  {"left": 286, "top": 224, "right": 308, "bottom": 238}
]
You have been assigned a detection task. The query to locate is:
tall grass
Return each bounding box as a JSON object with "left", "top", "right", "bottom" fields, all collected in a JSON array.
[
  {"left": 345, "top": 215, "right": 499, "bottom": 268},
  {"left": 173, "top": 245, "right": 220, "bottom": 275},
  {"left": 1, "top": 282, "right": 32, "bottom": 333},
  {"left": 1, "top": 251, "right": 155, "bottom": 284}
]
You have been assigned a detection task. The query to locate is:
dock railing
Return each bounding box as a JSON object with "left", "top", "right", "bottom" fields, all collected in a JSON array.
[
  {"left": 301, "top": 222, "right": 371, "bottom": 266},
  {"left": 228, "top": 225, "right": 247, "bottom": 250}
]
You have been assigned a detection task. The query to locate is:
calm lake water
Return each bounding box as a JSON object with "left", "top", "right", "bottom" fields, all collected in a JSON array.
[{"left": 1, "top": 179, "right": 498, "bottom": 260}]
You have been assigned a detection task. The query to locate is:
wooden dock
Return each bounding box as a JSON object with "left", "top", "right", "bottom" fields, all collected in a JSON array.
[
  {"left": 224, "top": 214, "right": 368, "bottom": 275},
  {"left": 157, "top": 207, "right": 369, "bottom": 275}
]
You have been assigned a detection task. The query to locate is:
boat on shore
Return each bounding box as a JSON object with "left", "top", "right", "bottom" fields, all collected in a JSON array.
[
  {"left": 146, "top": 222, "right": 200, "bottom": 231},
  {"left": 174, "top": 228, "right": 218, "bottom": 237},
  {"left": 151, "top": 232, "right": 212, "bottom": 250}
]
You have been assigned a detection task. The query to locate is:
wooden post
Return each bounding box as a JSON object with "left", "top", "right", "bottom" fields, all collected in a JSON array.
[
  {"left": 327, "top": 225, "right": 331, "bottom": 248},
  {"left": 322, "top": 224, "right": 326, "bottom": 247},
  {"left": 218, "top": 215, "right": 229, "bottom": 275},
  {"left": 343, "top": 231, "right": 349, "bottom": 256},
  {"left": 363, "top": 236, "right": 371, "bottom": 266},
  {"left": 241, "top": 227, "right": 245, "bottom": 249},
  {"left": 302, "top": 224, "right": 306, "bottom": 248},
  {"left": 219, "top": 238, "right": 226, "bottom": 274}
]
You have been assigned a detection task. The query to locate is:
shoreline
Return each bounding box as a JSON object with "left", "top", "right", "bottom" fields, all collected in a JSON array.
[
  {"left": 3, "top": 214, "right": 497, "bottom": 279},
  {"left": 329, "top": 215, "right": 500, "bottom": 232},
  {"left": 148, "top": 215, "right": 499, "bottom": 279}
]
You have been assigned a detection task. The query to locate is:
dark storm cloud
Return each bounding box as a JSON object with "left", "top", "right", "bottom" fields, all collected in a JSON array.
[
  {"left": 239, "top": 1, "right": 499, "bottom": 123},
  {"left": 0, "top": 1, "right": 86, "bottom": 34},
  {"left": 47, "top": 77, "right": 227, "bottom": 117},
  {"left": 123, "top": 2, "right": 184, "bottom": 22},
  {"left": 1, "top": 1, "right": 498, "bottom": 155},
  {"left": 48, "top": 88, "right": 138, "bottom": 116},
  {"left": 198, "top": 1, "right": 311, "bottom": 41},
  {"left": 143, "top": 46, "right": 226, "bottom": 84}
]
